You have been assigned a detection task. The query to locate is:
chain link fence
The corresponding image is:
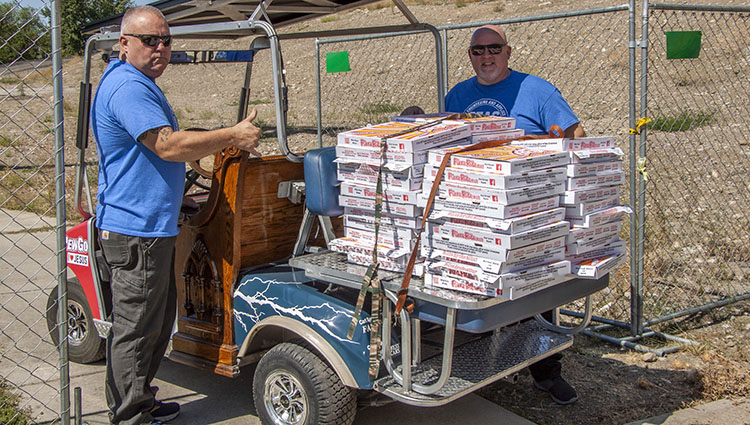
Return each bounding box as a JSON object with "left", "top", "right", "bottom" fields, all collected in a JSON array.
[
  {"left": 642, "top": 4, "right": 750, "bottom": 328},
  {"left": 1, "top": 0, "right": 68, "bottom": 423}
]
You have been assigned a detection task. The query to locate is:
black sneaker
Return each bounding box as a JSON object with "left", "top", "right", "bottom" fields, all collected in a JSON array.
[
  {"left": 150, "top": 400, "right": 180, "bottom": 423},
  {"left": 533, "top": 376, "right": 579, "bottom": 405}
]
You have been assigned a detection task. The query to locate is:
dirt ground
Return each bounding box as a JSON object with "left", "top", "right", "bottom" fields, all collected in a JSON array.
[{"left": 2, "top": 1, "right": 749, "bottom": 424}]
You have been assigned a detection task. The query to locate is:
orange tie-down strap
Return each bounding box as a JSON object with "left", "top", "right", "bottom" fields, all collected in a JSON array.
[{"left": 394, "top": 125, "right": 565, "bottom": 314}]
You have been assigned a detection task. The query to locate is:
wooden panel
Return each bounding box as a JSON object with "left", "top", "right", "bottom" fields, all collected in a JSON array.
[{"left": 238, "top": 156, "right": 305, "bottom": 268}]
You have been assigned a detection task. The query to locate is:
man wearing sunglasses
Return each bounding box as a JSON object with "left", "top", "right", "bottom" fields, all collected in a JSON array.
[
  {"left": 90, "top": 5, "right": 262, "bottom": 425},
  {"left": 446, "top": 24, "right": 585, "bottom": 139},
  {"left": 446, "top": 24, "right": 583, "bottom": 406}
]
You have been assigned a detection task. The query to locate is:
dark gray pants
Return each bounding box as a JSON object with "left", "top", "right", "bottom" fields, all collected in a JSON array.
[{"left": 99, "top": 231, "right": 177, "bottom": 425}]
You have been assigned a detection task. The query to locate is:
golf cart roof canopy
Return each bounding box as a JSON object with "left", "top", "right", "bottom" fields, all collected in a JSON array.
[{"left": 83, "top": 0, "right": 418, "bottom": 35}]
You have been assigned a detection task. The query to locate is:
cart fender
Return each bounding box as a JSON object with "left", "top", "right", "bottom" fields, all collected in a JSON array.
[{"left": 233, "top": 268, "right": 374, "bottom": 389}]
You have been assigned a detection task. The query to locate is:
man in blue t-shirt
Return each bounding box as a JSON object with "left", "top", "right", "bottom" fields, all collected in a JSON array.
[
  {"left": 446, "top": 24, "right": 585, "bottom": 139},
  {"left": 91, "top": 6, "right": 262, "bottom": 425},
  {"left": 447, "top": 24, "right": 583, "bottom": 405}
]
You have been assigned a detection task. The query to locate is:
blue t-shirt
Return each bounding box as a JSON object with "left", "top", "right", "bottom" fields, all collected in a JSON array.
[
  {"left": 91, "top": 60, "right": 183, "bottom": 237},
  {"left": 445, "top": 70, "right": 579, "bottom": 135}
]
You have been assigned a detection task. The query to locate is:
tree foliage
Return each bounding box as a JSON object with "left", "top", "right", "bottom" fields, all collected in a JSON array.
[
  {"left": 62, "top": 0, "right": 133, "bottom": 56},
  {"left": 0, "top": 2, "right": 51, "bottom": 64}
]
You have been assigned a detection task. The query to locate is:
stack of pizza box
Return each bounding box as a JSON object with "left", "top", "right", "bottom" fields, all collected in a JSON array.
[
  {"left": 418, "top": 144, "right": 575, "bottom": 300},
  {"left": 330, "top": 120, "right": 472, "bottom": 272},
  {"left": 392, "top": 113, "right": 526, "bottom": 143},
  {"left": 510, "top": 137, "right": 631, "bottom": 279}
]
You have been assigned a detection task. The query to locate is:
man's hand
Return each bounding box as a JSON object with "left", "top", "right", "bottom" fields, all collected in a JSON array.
[{"left": 232, "top": 108, "right": 262, "bottom": 157}]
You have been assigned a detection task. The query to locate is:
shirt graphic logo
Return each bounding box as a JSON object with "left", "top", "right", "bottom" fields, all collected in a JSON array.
[{"left": 466, "top": 98, "right": 509, "bottom": 117}]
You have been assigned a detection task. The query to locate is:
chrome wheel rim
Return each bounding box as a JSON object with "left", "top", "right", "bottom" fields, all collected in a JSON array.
[
  {"left": 263, "top": 370, "right": 308, "bottom": 425},
  {"left": 66, "top": 300, "right": 88, "bottom": 346}
]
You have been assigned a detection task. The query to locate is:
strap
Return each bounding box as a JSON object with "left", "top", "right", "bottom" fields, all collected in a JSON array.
[{"left": 394, "top": 125, "right": 565, "bottom": 313}]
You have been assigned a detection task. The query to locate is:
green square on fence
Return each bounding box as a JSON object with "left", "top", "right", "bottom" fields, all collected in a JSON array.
[
  {"left": 666, "top": 31, "right": 702, "bottom": 59},
  {"left": 326, "top": 51, "right": 351, "bottom": 73}
]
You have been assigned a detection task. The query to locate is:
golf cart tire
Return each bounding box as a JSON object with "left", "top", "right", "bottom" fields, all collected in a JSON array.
[
  {"left": 46, "top": 279, "right": 106, "bottom": 364},
  {"left": 253, "top": 341, "right": 356, "bottom": 425}
]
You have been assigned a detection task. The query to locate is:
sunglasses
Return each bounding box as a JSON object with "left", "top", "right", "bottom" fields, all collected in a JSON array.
[
  {"left": 470, "top": 43, "right": 506, "bottom": 56},
  {"left": 124, "top": 33, "right": 172, "bottom": 47}
]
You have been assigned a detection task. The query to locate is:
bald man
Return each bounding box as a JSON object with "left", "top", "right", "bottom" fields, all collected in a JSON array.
[
  {"left": 446, "top": 25, "right": 582, "bottom": 405},
  {"left": 91, "top": 6, "right": 261, "bottom": 424},
  {"left": 446, "top": 24, "right": 585, "bottom": 139}
]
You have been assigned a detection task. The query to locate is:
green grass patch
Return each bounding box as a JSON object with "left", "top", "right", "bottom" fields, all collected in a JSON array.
[
  {"left": 248, "top": 99, "right": 272, "bottom": 105},
  {"left": 649, "top": 111, "right": 714, "bottom": 132},
  {"left": 0, "top": 135, "right": 12, "bottom": 147},
  {"left": 199, "top": 110, "right": 217, "bottom": 120},
  {"left": 0, "top": 380, "right": 30, "bottom": 425},
  {"left": 359, "top": 102, "right": 403, "bottom": 115},
  {"left": 0, "top": 77, "right": 20, "bottom": 84},
  {"left": 321, "top": 15, "right": 339, "bottom": 23}
]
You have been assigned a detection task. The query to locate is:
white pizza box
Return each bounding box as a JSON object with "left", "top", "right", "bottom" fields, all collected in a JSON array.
[
  {"left": 420, "top": 195, "right": 560, "bottom": 220},
  {"left": 344, "top": 207, "right": 422, "bottom": 229},
  {"left": 471, "top": 128, "right": 526, "bottom": 143},
  {"left": 335, "top": 145, "right": 428, "bottom": 168},
  {"left": 424, "top": 260, "right": 571, "bottom": 300},
  {"left": 337, "top": 162, "right": 424, "bottom": 191},
  {"left": 566, "top": 239, "right": 627, "bottom": 264},
  {"left": 338, "top": 195, "right": 422, "bottom": 218},
  {"left": 428, "top": 145, "right": 569, "bottom": 175},
  {"left": 427, "top": 220, "right": 569, "bottom": 252},
  {"left": 343, "top": 215, "right": 417, "bottom": 238},
  {"left": 566, "top": 232, "right": 623, "bottom": 255},
  {"left": 566, "top": 160, "right": 623, "bottom": 177},
  {"left": 566, "top": 220, "right": 623, "bottom": 245},
  {"left": 572, "top": 252, "right": 628, "bottom": 279},
  {"left": 344, "top": 226, "right": 417, "bottom": 250},
  {"left": 329, "top": 237, "right": 411, "bottom": 263},
  {"left": 423, "top": 164, "right": 566, "bottom": 191},
  {"left": 511, "top": 136, "right": 616, "bottom": 151},
  {"left": 568, "top": 205, "right": 632, "bottom": 228},
  {"left": 560, "top": 185, "right": 621, "bottom": 206},
  {"left": 454, "top": 116, "right": 517, "bottom": 133},
  {"left": 421, "top": 235, "right": 566, "bottom": 273},
  {"left": 346, "top": 251, "right": 421, "bottom": 275},
  {"left": 337, "top": 120, "right": 471, "bottom": 153},
  {"left": 429, "top": 207, "right": 566, "bottom": 235},
  {"left": 422, "top": 247, "right": 505, "bottom": 274},
  {"left": 569, "top": 147, "right": 624, "bottom": 164},
  {"left": 340, "top": 181, "right": 421, "bottom": 206},
  {"left": 566, "top": 171, "right": 626, "bottom": 191},
  {"left": 564, "top": 194, "right": 621, "bottom": 218},
  {"left": 421, "top": 181, "right": 565, "bottom": 207}
]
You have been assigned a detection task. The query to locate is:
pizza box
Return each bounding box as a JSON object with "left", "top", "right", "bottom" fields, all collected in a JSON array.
[
  {"left": 340, "top": 181, "right": 421, "bottom": 205},
  {"left": 572, "top": 253, "right": 628, "bottom": 279},
  {"left": 511, "top": 136, "right": 616, "bottom": 151},
  {"left": 471, "top": 128, "right": 526, "bottom": 143},
  {"left": 568, "top": 205, "right": 632, "bottom": 228},
  {"left": 329, "top": 237, "right": 411, "bottom": 263},
  {"left": 566, "top": 221, "right": 623, "bottom": 245},
  {"left": 427, "top": 220, "right": 569, "bottom": 252},
  {"left": 421, "top": 235, "right": 566, "bottom": 273},
  {"left": 346, "top": 251, "right": 420, "bottom": 274},
  {"left": 422, "top": 181, "right": 565, "bottom": 207},
  {"left": 428, "top": 207, "right": 566, "bottom": 235},
  {"left": 344, "top": 215, "right": 417, "bottom": 238},
  {"left": 422, "top": 247, "right": 505, "bottom": 274},
  {"left": 564, "top": 194, "right": 621, "bottom": 218},
  {"left": 335, "top": 145, "right": 428, "bottom": 168},
  {"left": 566, "top": 160, "right": 623, "bottom": 177},
  {"left": 566, "top": 239, "right": 627, "bottom": 263},
  {"left": 423, "top": 164, "right": 566, "bottom": 190},
  {"left": 337, "top": 120, "right": 471, "bottom": 152},
  {"left": 338, "top": 195, "right": 422, "bottom": 218},
  {"left": 428, "top": 145, "right": 569, "bottom": 175},
  {"left": 344, "top": 207, "right": 422, "bottom": 229},
  {"left": 569, "top": 147, "right": 624, "bottom": 163},
  {"left": 424, "top": 260, "right": 571, "bottom": 300},
  {"left": 566, "top": 171, "right": 626, "bottom": 191},
  {"left": 560, "top": 185, "right": 621, "bottom": 206},
  {"left": 337, "top": 162, "right": 423, "bottom": 191},
  {"left": 344, "top": 226, "right": 417, "bottom": 250},
  {"left": 566, "top": 233, "right": 623, "bottom": 255},
  {"left": 420, "top": 195, "right": 560, "bottom": 220}
]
